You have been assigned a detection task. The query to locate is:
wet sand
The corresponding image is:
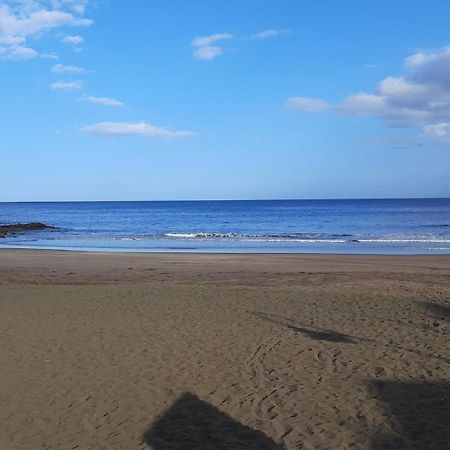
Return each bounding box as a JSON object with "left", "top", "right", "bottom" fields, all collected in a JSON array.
[{"left": 0, "top": 250, "right": 449, "bottom": 449}]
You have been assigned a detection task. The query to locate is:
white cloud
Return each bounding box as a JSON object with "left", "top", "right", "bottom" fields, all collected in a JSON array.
[
  {"left": 71, "top": 4, "right": 86, "bottom": 14},
  {"left": 404, "top": 52, "right": 432, "bottom": 67},
  {"left": 191, "top": 29, "right": 290, "bottom": 60},
  {"left": 193, "top": 45, "right": 222, "bottom": 61},
  {"left": 250, "top": 29, "right": 291, "bottom": 40},
  {"left": 191, "top": 32, "right": 233, "bottom": 60},
  {"left": 52, "top": 63, "right": 86, "bottom": 73},
  {"left": 423, "top": 123, "right": 450, "bottom": 142},
  {"left": 82, "top": 95, "right": 125, "bottom": 107},
  {"left": 192, "top": 33, "right": 233, "bottom": 48},
  {"left": 252, "top": 29, "right": 279, "bottom": 39},
  {"left": 285, "top": 96, "right": 330, "bottom": 112},
  {"left": 50, "top": 80, "right": 83, "bottom": 90},
  {"left": 338, "top": 93, "right": 390, "bottom": 116},
  {"left": 50, "top": 0, "right": 89, "bottom": 13},
  {"left": 0, "top": 1, "right": 92, "bottom": 59},
  {"left": 7, "top": 46, "right": 39, "bottom": 59},
  {"left": 61, "top": 34, "right": 83, "bottom": 45},
  {"left": 41, "top": 52, "right": 58, "bottom": 59},
  {"left": 287, "top": 44, "right": 450, "bottom": 144},
  {"left": 82, "top": 122, "right": 197, "bottom": 138}
]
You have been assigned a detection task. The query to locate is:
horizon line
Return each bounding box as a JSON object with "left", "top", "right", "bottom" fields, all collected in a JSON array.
[{"left": 0, "top": 197, "right": 449, "bottom": 204}]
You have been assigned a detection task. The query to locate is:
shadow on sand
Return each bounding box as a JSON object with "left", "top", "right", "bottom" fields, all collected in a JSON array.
[
  {"left": 368, "top": 380, "right": 450, "bottom": 450},
  {"left": 252, "top": 311, "right": 356, "bottom": 343},
  {"left": 144, "top": 393, "right": 284, "bottom": 450},
  {"left": 420, "top": 301, "right": 450, "bottom": 322}
]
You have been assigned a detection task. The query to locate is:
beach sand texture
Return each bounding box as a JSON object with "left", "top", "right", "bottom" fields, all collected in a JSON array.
[{"left": 0, "top": 250, "right": 449, "bottom": 449}]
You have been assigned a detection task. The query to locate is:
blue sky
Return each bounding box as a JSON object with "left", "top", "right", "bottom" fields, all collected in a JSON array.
[{"left": 1, "top": 0, "right": 450, "bottom": 201}]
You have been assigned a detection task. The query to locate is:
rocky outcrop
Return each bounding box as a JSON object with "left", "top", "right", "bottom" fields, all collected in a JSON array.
[{"left": 0, "top": 223, "right": 55, "bottom": 238}]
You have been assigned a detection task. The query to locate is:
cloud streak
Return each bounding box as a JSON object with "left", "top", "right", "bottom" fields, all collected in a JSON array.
[
  {"left": 50, "top": 80, "right": 83, "bottom": 90},
  {"left": 285, "top": 96, "right": 330, "bottom": 112},
  {"left": 82, "top": 95, "right": 125, "bottom": 107},
  {"left": 191, "top": 29, "right": 290, "bottom": 61},
  {"left": 191, "top": 32, "right": 233, "bottom": 60},
  {"left": 250, "top": 29, "right": 291, "bottom": 40},
  {"left": 52, "top": 63, "right": 86, "bottom": 73},
  {"left": 287, "top": 44, "right": 450, "bottom": 144},
  {"left": 82, "top": 122, "right": 197, "bottom": 138}
]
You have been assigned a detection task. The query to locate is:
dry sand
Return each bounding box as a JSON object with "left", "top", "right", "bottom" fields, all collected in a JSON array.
[{"left": 0, "top": 249, "right": 449, "bottom": 449}]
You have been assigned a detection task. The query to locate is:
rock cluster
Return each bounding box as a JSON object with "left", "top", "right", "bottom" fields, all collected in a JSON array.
[{"left": 0, "top": 223, "right": 55, "bottom": 238}]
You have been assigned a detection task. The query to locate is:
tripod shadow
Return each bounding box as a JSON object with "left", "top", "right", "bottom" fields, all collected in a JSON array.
[
  {"left": 252, "top": 311, "right": 356, "bottom": 344},
  {"left": 368, "top": 380, "right": 450, "bottom": 449},
  {"left": 144, "top": 393, "right": 285, "bottom": 449}
]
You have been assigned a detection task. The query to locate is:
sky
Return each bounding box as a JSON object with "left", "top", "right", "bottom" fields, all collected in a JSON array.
[{"left": 1, "top": 0, "right": 450, "bottom": 201}]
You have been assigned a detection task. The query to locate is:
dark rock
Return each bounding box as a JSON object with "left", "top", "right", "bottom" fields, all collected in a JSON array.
[{"left": 0, "top": 222, "right": 55, "bottom": 238}]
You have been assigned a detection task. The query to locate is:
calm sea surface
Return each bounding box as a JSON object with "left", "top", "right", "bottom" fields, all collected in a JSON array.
[{"left": 0, "top": 199, "right": 449, "bottom": 254}]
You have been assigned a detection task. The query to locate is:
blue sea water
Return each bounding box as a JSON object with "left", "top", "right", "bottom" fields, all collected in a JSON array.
[{"left": 0, "top": 199, "right": 449, "bottom": 254}]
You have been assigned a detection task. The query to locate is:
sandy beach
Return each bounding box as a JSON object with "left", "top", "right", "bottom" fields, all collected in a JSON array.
[{"left": 0, "top": 250, "right": 449, "bottom": 450}]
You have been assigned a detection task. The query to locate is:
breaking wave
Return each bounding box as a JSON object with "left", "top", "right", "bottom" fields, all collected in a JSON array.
[{"left": 161, "top": 232, "right": 450, "bottom": 244}]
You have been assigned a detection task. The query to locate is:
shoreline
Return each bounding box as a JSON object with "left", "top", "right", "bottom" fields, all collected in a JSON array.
[
  {"left": 1, "top": 248, "right": 449, "bottom": 285},
  {"left": 1, "top": 244, "right": 450, "bottom": 256},
  {"left": 3, "top": 246, "right": 450, "bottom": 259}
]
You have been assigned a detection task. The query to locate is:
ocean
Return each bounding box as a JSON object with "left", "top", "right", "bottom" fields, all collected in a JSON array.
[{"left": 0, "top": 199, "right": 449, "bottom": 254}]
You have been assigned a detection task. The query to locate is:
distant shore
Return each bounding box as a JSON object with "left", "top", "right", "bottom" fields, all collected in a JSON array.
[{"left": 1, "top": 250, "right": 449, "bottom": 449}]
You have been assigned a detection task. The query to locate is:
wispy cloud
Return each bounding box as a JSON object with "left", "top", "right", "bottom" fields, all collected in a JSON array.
[
  {"left": 191, "top": 29, "right": 290, "bottom": 61},
  {"left": 50, "top": 0, "right": 90, "bottom": 14},
  {"left": 359, "top": 135, "right": 424, "bottom": 148},
  {"left": 82, "top": 95, "right": 125, "bottom": 107},
  {"left": 50, "top": 80, "right": 83, "bottom": 90},
  {"left": 363, "top": 62, "right": 388, "bottom": 70},
  {"left": 82, "top": 122, "right": 197, "bottom": 138},
  {"left": 41, "top": 52, "right": 59, "bottom": 59},
  {"left": 192, "top": 33, "right": 234, "bottom": 48},
  {"left": 191, "top": 32, "right": 233, "bottom": 60},
  {"left": 52, "top": 63, "right": 86, "bottom": 73},
  {"left": 0, "top": 1, "right": 92, "bottom": 59},
  {"left": 61, "top": 33, "right": 84, "bottom": 51},
  {"left": 193, "top": 45, "right": 223, "bottom": 61},
  {"left": 285, "top": 97, "right": 330, "bottom": 112},
  {"left": 250, "top": 29, "right": 291, "bottom": 40},
  {"left": 61, "top": 34, "right": 83, "bottom": 45},
  {"left": 286, "top": 44, "right": 450, "bottom": 144}
]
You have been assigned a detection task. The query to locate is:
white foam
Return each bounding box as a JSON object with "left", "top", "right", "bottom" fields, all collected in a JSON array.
[
  {"left": 164, "top": 233, "right": 200, "bottom": 238},
  {"left": 358, "top": 239, "right": 450, "bottom": 243}
]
